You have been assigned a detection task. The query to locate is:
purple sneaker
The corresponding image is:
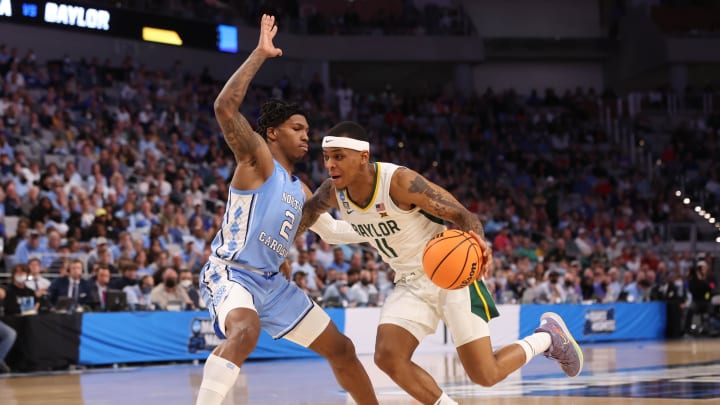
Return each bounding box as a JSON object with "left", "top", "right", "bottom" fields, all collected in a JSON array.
[{"left": 534, "top": 312, "right": 584, "bottom": 377}]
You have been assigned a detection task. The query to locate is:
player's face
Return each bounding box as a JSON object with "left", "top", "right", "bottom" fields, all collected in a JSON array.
[
  {"left": 323, "top": 147, "right": 365, "bottom": 189},
  {"left": 274, "top": 114, "right": 309, "bottom": 162}
]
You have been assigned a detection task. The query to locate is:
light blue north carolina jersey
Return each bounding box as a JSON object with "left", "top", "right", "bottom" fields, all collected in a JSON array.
[{"left": 210, "top": 160, "right": 305, "bottom": 272}]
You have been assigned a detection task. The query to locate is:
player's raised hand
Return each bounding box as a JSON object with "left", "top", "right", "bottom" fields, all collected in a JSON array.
[
  {"left": 257, "top": 14, "right": 283, "bottom": 58},
  {"left": 468, "top": 230, "right": 493, "bottom": 280}
]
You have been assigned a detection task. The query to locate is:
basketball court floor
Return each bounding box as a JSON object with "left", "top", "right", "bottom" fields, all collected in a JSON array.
[{"left": 1, "top": 338, "right": 719, "bottom": 404}]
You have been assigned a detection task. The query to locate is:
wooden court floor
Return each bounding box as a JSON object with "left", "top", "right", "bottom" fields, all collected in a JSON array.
[{"left": 1, "top": 339, "right": 719, "bottom": 404}]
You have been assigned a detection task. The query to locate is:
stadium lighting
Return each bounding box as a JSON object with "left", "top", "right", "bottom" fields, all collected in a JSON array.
[
  {"left": 710, "top": 218, "right": 716, "bottom": 224},
  {"left": 716, "top": 236, "right": 720, "bottom": 243},
  {"left": 704, "top": 213, "right": 711, "bottom": 219},
  {"left": 695, "top": 206, "right": 702, "bottom": 212},
  {"left": 683, "top": 198, "right": 690, "bottom": 204},
  {"left": 675, "top": 190, "right": 682, "bottom": 197}
]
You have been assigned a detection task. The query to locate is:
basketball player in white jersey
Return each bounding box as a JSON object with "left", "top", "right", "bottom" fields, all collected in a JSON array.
[
  {"left": 299, "top": 121, "right": 583, "bottom": 405},
  {"left": 196, "top": 17, "right": 377, "bottom": 405}
]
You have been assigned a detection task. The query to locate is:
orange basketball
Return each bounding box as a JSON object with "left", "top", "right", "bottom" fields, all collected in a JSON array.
[{"left": 422, "top": 229, "right": 483, "bottom": 290}]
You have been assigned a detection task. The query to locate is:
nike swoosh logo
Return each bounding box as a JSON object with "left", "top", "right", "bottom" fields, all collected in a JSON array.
[{"left": 551, "top": 325, "right": 569, "bottom": 344}]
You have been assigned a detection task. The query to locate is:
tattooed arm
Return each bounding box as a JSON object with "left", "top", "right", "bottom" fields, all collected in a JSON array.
[
  {"left": 390, "top": 167, "right": 493, "bottom": 277},
  {"left": 214, "top": 14, "right": 282, "bottom": 189},
  {"left": 390, "top": 168, "right": 483, "bottom": 235},
  {"left": 298, "top": 179, "right": 338, "bottom": 236}
]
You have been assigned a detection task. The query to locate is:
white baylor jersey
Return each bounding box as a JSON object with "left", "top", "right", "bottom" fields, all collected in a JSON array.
[{"left": 334, "top": 162, "right": 446, "bottom": 280}]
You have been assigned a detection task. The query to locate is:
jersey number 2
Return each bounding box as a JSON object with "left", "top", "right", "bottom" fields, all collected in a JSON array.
[{"left": 279, "top": 210, "right": 296, "bottom": 241}]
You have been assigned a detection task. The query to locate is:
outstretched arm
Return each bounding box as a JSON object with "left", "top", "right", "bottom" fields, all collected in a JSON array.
[
  {"left": 298, "top": 179, "right": 338, "bottom": 236},
  {"left": 310, "top": 213, "right": 366, "bottom": 244},
  {"left": 390, "top": 168, "right": 493, "bottom": 277},
  {"left": 214, "top": 14, "right": 283, "bottom": 188}
]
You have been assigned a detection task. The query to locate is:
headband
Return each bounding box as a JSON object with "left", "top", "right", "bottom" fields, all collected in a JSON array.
[{"left": 322, "top": 136, "right": 370, "bottom": 151}]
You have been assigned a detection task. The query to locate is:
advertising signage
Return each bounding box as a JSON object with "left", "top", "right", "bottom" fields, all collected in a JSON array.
[{"left": 0, "top": 0, "right": 238, "bottom": 53}]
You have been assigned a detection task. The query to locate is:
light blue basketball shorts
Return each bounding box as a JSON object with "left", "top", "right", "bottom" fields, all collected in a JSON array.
[{"left": 200, "top": 260, "right": 314, "bottom": 340}]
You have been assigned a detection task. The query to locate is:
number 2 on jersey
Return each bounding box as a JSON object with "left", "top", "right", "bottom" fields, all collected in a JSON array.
[{"left": 279, "top": 210, "right": 296, "bottom": 241}]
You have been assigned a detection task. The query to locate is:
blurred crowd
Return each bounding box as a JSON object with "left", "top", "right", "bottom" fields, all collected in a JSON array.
[{"left": 0, "top": 38, "right": 719, "bottom": 345}]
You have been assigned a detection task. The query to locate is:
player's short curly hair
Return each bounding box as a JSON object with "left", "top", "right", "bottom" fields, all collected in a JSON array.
[{"left": 256, "top": 99, "right": 306, "bottom": 138}]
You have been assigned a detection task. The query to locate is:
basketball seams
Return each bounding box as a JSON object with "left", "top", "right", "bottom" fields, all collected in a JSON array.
[
  {"left": 423, "top": 230, "right": 483, "bottom": 290},
  {"left": 424, "top": 229, "right": 465, "bottom": 252},
  {"left": 446, "top": 239, "right": 476, "bottom": 289},
  {"left": 428, "top": 235, "right": 475, "bottom": 288}
]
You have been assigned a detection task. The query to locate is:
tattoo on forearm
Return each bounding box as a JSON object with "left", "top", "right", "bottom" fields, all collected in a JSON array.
[
  {"left": 218, "top": 114, "right": 260, "bottom": 157},
  {"left": 215, "top": 51, "right": 266, "bottom": 156},
  {"left": 298, "top": 179, "right": 335, "bottom": 235},
  {"left": 408, "top": 176, "right": 485, "bottom": 237}
]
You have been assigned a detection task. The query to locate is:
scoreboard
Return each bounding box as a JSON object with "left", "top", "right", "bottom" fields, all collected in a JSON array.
[{"left": 0, "top": 0, "right": 238, "bottom": 53}]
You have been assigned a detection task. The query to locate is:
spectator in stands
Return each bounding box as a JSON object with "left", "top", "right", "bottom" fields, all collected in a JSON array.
[
  {"left": 347, "top": 269, "right": 379, "bottom": 307},
  {"left": 560, "top": 271, "right": 581, "bottom": 304},
  {"left": 604, "top": 267, "right": 623, "bottom": 302},
  {"left": 124, "top": 274, "right": 154, "bottom": 311},
  {"left": 3, "top": 216, "right": 28, "bottom": 255},
  {"left": 134, "top": 249, "right": 152, "bottom": 276},
  {"left": 579, "top": 267, "right": 597, "bottom": 303},
  {"left": 306, "top": 245, "right": 327, "bottom": 291},
  {"left": 545, "top": 238, "right": 574, "bottom": 264},
  {"left": 623, "top": 270, "right": 651, "bottom": 303},
  {"left": 536, "top": 270, "right": 565, "bottom": 304},
  {"left": 47, "top": 258, "right": 93, "bottom": 307},
  {"left": 291, "top": 248, "right": 319, "bottom": 292},
  {"left": 592, "top": 266, "right": 609, "bottom": 302},
  {"left": 13, "top": 229, "right": 45, "bottom": 265},
  {"left": 326, "top": 247, "right": 350, "bottom": 273},
  {"left": 109, "top": 260, "right": 138, "bottom": 291},
  {"left": 149, "top": 251, "right": 170, "bottom": 281},
  {"left": 90, "top": 265, "right": 111, "bottom": 311},
  {"left": 313, "top": 239, "right": 335, "bottom": 269},
  {"left": 85, "top": 236, "right": 113, "bottom": 274},
  {"left": 24, "top": 257, "right": 50, "bottom": 297},
  {"left": 322, "top": 277, "right": 350, "bottom": 308},
  {"left": 2, "top": 263, "right": 36, "bottom": 315},
  {"left": 348, "top": 251, "right": 364, "bottom": 273},
  {"left": 181, "top": 239, "right": 202, "bottom": 270},
  {"left": 111, "top": 231, "right": 136, "bottom": 261},
  {"left": 150, "top": 266, "right": 192, "bottom": 310},
  {"left": 40, "top": 229, "right": 62, "bottom": 269},
  {"left": 179, "top": 268, "right": 202, "bottom": 309},
  {"left": 292, "top": 271, "right": 312, "bottom": 295}
]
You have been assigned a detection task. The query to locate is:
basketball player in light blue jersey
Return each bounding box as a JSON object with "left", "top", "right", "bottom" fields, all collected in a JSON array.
[{"left": 195, "top": 15, "right": 377, "bottom": 405}]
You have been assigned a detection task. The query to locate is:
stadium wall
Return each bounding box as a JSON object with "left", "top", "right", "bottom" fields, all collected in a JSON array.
[
  {"left": 462, "top": 0, "right": 604, "bottom": 38},
  {"left": 472, "top": 62, "right": 604, "bottom": 95}
]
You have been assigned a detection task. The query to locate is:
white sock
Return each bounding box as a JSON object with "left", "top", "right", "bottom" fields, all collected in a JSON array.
[
  {"left": 517, "top": 332, "right": 552, "bottom": 365},
  {"left": 196, "top": 354, "right": 241, "bottom": 405},
  {"left": 434, "top": 391, "right": 458, "bottom": 405}
]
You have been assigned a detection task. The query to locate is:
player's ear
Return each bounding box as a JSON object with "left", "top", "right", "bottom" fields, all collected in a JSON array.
[
  {"left": 265, "top": 127, "right": 277, "bottom": 141},
  {"left": 360, "top": 150, "right": 370, "bottom": 163}
]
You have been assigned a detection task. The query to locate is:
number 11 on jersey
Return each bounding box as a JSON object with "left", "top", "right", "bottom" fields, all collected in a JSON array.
[{"left": 374, "top": 237, "right": 398, "bottom": 258}]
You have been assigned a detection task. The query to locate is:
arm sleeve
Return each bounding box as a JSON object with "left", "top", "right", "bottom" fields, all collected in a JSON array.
[{"left": 309, "top": 212, "right": 366, "bottom": 244}]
